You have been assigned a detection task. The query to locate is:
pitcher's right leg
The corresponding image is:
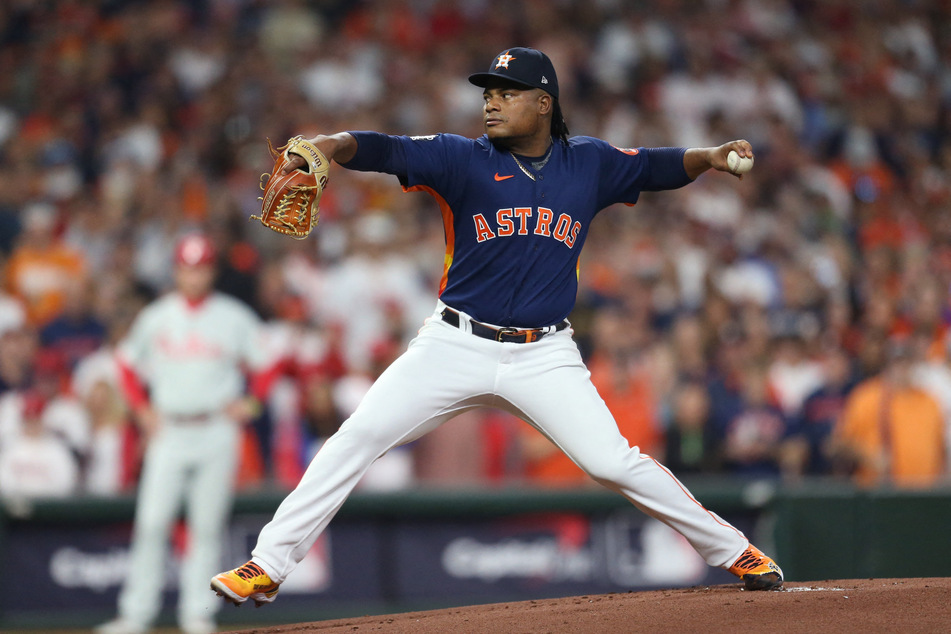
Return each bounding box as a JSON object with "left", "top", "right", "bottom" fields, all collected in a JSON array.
[{"left": 246, "top": 317, "right": 495, "bottom": 586}]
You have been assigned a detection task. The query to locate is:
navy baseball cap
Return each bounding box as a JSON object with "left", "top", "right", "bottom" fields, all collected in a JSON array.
[{"left": 468, "top": 47, "right": 559, "bottom": 99}]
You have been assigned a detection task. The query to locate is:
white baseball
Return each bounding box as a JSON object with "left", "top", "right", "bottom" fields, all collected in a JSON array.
[{"left": 727, "top": 150, "right": 754, "bottom": 175}]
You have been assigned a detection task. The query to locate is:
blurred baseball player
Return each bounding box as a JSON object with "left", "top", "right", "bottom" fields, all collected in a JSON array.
[
  {"left": 212, "top": 47, "right": 783, "bottom": 606},
  {"left": 98, "top": 234, "right": 276, "bottom": 634}
]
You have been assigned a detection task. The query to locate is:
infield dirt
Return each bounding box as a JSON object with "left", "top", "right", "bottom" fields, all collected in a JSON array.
[{"left": 221, "top": 577, "right": 950, "bottom": 633}]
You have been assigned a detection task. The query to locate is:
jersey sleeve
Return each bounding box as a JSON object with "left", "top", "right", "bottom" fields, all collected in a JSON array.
[
  {"left": 115, "top": 354, "right": 149, "bottom": 410},
  {"left": 343, "top": 131, "right": 469, "bottom": 190},
  {"left": 230, "top": 303, "right": 283, "bottom": 400},
  {"left": 230, "top": 300, "right": 274, "bottom": 371},
  {"left": 116, "top": 304, "right": 158, "bottom": 372},
  {"left": 114, "top": 304, "right": 158, "bottom": 407},
  {"left": 342, "top": 131, "right": 409, "bottom": 180},
  {"left": 584, "top": 137, "right": 691, "bottom": 208}
]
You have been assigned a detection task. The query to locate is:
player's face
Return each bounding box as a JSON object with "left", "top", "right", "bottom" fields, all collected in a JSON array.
[
  {"left": 175, "top": 263, "right": 215, "bottom": 300},
  {"left": 482, "top": 82, "right": 550, "bottom": 149}
]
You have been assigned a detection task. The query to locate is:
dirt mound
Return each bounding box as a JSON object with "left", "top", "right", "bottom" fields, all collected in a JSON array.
[{"left": 224, "top": 578, "right": 950, "bottom": 633}]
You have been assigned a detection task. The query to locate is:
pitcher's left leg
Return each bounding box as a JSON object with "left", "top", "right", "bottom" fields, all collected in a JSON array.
[{"left": 499, "top": 333, "right": 748, "bottom": 568}]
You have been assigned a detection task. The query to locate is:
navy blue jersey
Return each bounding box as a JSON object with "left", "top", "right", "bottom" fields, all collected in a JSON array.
[{"left": 344, "top": 132, "right": 689, "bottom": 327}]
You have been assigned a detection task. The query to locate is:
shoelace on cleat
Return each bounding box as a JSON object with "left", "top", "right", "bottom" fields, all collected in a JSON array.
[{"left": 235, "top": 562, "right": 267, "bottom": 581}]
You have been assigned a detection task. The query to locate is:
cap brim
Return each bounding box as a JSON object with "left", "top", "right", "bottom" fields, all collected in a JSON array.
[{"left": 468, "top": 72, "right": 537, "bottom": 90}]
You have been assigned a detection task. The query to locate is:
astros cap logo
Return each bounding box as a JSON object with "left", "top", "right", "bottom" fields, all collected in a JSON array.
[{"left": 495, "top": 51, "right": 516, "bottom": 69}]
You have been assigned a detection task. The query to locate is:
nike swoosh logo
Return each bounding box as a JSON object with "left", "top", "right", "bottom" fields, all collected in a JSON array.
[{"left": 494, "top": 173, "right": 514, "bottom": 181}]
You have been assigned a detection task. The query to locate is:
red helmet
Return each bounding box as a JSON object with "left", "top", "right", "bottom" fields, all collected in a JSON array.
[{"left": 175, "top": 233, "right": 217, "bottom": 266}]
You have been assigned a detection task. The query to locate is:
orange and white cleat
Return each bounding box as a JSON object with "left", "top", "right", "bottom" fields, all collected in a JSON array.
[
  {"left": 728, "top": 544, "right": 784, "bottom": 591},
  {"left": 210, "top": 561, "right": 280, "bottom": 607}
]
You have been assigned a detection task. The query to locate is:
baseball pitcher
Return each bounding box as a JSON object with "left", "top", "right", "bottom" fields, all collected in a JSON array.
[{"left": 212, "top": 47, "right": 783, "bottom": 607}]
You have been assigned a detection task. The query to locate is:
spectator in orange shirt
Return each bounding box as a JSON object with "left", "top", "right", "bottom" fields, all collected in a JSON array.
[
  {"left": 4, "top": 202, "right": 86, "bottom": 327},
  {"left": 831, "top": 338, "right": 946, "bottom": 488}
]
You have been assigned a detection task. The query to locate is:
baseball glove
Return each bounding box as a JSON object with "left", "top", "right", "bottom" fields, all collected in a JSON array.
[{"left": 252, "top": 135, "right": 330, "bottom": 239}]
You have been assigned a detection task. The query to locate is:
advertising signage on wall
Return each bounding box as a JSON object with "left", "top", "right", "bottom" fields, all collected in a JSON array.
[{"left": 1, "top": 506, "right": 746, "bottom": 626}]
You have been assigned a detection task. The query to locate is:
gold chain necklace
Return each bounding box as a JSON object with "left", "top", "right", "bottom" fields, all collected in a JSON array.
[
  {"left": 510, "top": 153, "right": 536, "bottom": 181},
  {"left": 509, "top": 143, "right": 553, "bottom": 182}
]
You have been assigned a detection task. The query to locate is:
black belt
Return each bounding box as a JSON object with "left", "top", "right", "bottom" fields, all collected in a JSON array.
[{"left": 440, "top": 307, "right": 568, "bottom": 343}]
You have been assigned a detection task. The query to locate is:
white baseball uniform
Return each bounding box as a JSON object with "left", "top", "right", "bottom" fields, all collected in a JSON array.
[
  {"left": 114, "top": 290, "right": 270, "bottom": 629},
  {"left": 251, "top": 300, "right": 748, "bottom": 583}
]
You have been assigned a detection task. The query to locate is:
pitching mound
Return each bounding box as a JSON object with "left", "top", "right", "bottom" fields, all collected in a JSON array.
[{"left": 225, "top": 578, "right": 950, "bottom": 633}]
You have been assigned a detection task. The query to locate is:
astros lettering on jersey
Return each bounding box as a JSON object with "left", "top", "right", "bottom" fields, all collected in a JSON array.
[{"left": 344, "top": 132, "right": 682, "bottom": 328}]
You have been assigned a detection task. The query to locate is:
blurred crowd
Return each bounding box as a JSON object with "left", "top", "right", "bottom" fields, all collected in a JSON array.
[{"left": 2, "top": 0, "right": 951, "bottom": 500}]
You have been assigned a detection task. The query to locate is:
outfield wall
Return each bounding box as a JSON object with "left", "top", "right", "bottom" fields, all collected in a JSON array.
[{"left": 1, "top": 479, "right": 948, "bottom": 630}]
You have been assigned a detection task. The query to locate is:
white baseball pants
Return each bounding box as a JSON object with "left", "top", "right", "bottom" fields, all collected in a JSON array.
[
  {"left": 252, "top": 304, "right": 748, "bottom": 583},
  {"left": 119, "top": 416, "right": 240, "bottom": 627}
]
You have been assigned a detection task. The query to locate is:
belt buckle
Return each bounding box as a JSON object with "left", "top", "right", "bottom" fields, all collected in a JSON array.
[
  {"left": 496, "top": 327, "right": 540, "bottom": 343},
  {"left": 496, "top": 327, "right": 520, "bottom": 343}
]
